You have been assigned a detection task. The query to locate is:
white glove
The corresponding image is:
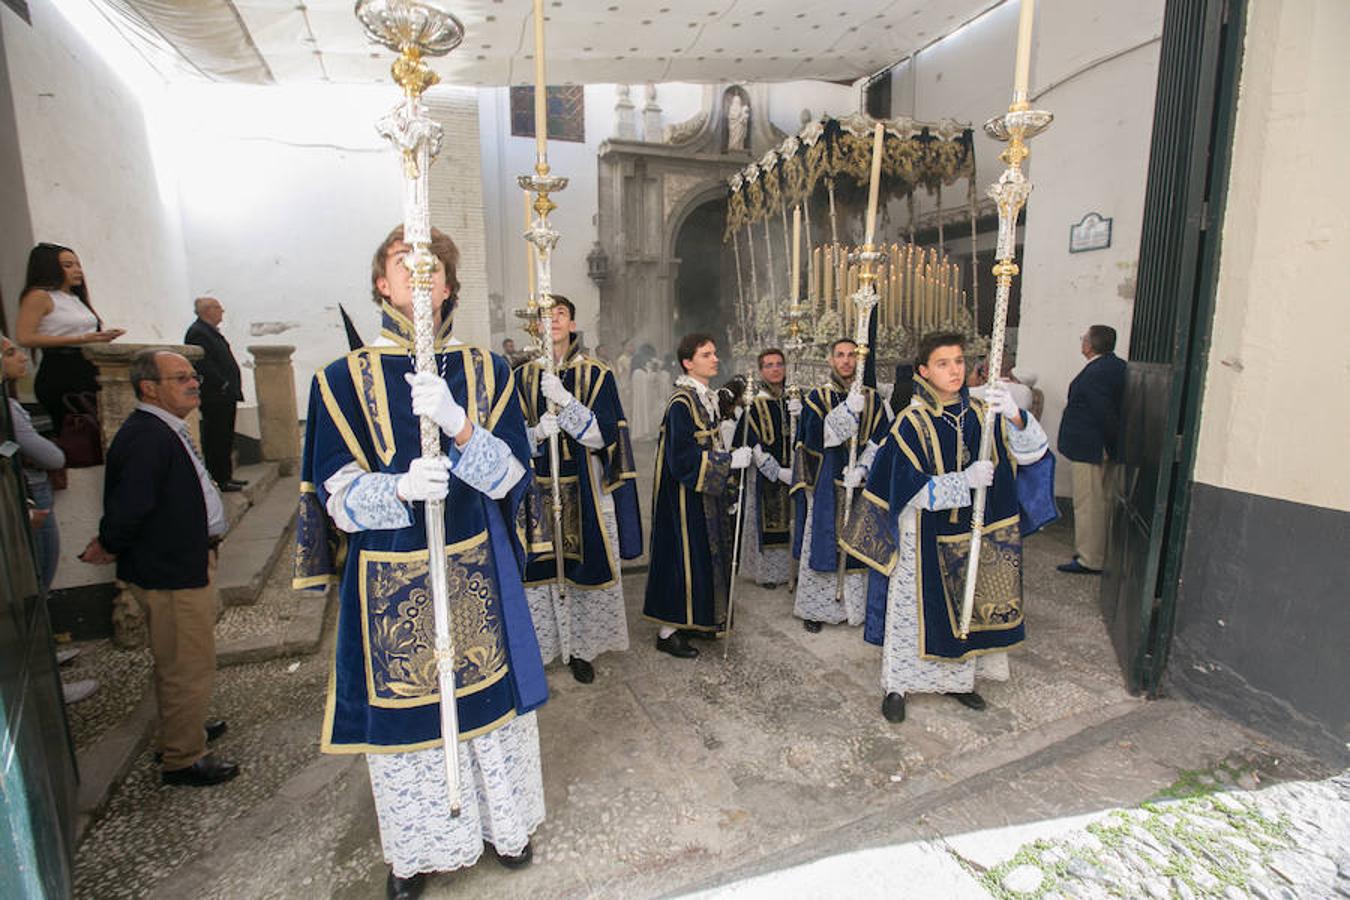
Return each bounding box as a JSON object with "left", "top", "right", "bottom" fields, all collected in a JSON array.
[
  {"left": 730, "top": 446, "right": 753, "bottom": 470},
  {"left": 845, "top": 390, "right": 865, "bottom": 414},
  {"left": 406, "top": 372, "right": 466, "bottom": 438},
  {"left": 720, "top": 420, "right": 739, "bottom": 449},
  {"left": 985, "top": 381, "right": 1018, "bottom": 418},
  {"left": 396, "top": 456, "right": 452, "bottom": 502},
  {"left": 540, "top": 372, "right": 573, "bottom": 409},
  {"left": 751, "top": 444, "right": 769, "bottom": 467},
  {"left": 777, "top": 467, "right": 794, "bottom": 485},
  {"left": 842, "top": 465, "right": 867, "bottom": 489},
  {"left": 787, "top": 398, "right": 804, "bottom": 417},
  {"left": 962, "top": 460, "right": 995, "bottom": 489},
  {"left": 533, "top": 411, "right": 560, "bottom": 441}
]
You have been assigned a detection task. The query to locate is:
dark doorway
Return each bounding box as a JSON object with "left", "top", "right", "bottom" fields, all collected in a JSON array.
[{"left": 673, "top": 199, "right": 733, "bottom": 354}]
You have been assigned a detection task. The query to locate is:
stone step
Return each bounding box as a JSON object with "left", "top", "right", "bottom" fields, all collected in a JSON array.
[
  {"left": 217, "top": 475, "right": 299, "bottom": 607},
  {"left": 221, "top": 461, "right": 281, "bottom": 532}
]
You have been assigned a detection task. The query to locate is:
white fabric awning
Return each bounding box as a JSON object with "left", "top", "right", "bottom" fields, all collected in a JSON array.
[{"left": 83, "top": 0, "right": 1002, "bottom": 86}]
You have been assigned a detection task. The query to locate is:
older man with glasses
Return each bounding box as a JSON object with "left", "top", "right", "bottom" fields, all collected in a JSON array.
[{"left": 81, "top": 348, "right": 237, "bottom": 787}]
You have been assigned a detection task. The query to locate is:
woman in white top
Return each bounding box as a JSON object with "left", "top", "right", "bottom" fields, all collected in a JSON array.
[{"left": 15, "top": 243, "right": 123, "bottom": 430}]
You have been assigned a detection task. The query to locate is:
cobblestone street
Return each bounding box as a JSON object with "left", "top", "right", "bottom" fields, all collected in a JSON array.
[{"left": 66, "top": 488, "right": 1350, "bottom": 899}]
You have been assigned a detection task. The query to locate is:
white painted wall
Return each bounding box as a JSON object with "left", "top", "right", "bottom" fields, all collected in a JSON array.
[
  {"left": 889, "top": 0, "right": 1165, "bottom": 493},
  {"left": 1192, "top": 0, "right": 1350, "bottom": 513},
  {"left": 1, "top": 0, "right": 189, "bottom": 342},
  {"left": 1016, "top": 0, "right": 1165, "bottom": 492},
  {"left": 167, "top": 82, "right": 493, "bottom": 407}
]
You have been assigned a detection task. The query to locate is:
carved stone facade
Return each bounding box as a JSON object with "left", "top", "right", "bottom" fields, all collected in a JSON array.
[{"left": 596, "top": 84, "right": 786, "bottom": 354}]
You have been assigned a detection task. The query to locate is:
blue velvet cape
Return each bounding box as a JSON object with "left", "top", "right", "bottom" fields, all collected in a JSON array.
[
  {"left": 737, "top": 389, "right": 792, "bottom": 550},
  {"left": 841, "top": 378, "right": 1028, "bottom": 660},
  {"left": 294, "top": 308, "right": 547, "bottom": 753},
  {"left": 792, "top": 381, "right": 891, "bottom": 573},
  {"left": 641, "top": 387, "right": 735, "bottom": 632},
  {"left": 514, "top": 344, "right": 643, "bottom": 588}
]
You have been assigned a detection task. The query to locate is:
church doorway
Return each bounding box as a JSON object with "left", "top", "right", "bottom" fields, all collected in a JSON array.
[{"left": 672, "top": 198, "right": 733, "bottom": 359}]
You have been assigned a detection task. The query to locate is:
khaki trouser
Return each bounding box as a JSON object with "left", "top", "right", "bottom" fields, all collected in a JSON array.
[
  {"left": 130, "top": 561, "right": 218, "bottom": 770},
  {"left": 1070, "top": 459, "right": 1117, "bottom": 570}
]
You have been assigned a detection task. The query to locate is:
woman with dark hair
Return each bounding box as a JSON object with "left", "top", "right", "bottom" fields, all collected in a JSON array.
[{"left": 15, "top": 243, "right": 123, "bottom": 430}]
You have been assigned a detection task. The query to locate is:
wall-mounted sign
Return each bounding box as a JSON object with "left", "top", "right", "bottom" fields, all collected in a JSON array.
[{"left": 1069, "top": 212, "right": 1113, "bottom": 253}]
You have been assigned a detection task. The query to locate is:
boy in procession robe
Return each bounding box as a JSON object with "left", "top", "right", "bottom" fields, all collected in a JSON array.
[
  {"left": 642, "top": 333, "right": 754, "bottom": 659},
  {"left": 791, "top": 338, "right": 891, "bottom": 632},
  {"left": 294, "top": 226, "right": 548, "bottom": 900},
  {"left": 841, "top": 331, "right": 1049, "bottom": 725},
  {"left": 736, "top": 348, "right": 796, "bottom": 588},
  {"left": 514, "top": 295, "right": 642, "bottom": 684}
]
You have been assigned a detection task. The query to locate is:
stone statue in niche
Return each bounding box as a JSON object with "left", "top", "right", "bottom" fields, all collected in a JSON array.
[{"left": 726, "top": 91, "right": 749, "bottom": 152}]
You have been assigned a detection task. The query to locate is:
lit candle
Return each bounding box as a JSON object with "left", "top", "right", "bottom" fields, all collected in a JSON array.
[
  {"left": 524, "top": 190, "right": 536, "bottom": 298},
  {"left": 791, "top": 206, "right": 801, "bottom": 304},
  {"left": 863, "top": 123, "right": 885, "bottom": 246},
  {"left": 1013, "top": 0, "right": 1035, "bottom": 101},
  {"left": 532, "top": 0, "right": 548, "bottom": 161}
]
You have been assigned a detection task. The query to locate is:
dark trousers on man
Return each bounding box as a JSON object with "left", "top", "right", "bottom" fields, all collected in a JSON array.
[{"left": 199, "top": 400, "right": 237, "bottom": 485}]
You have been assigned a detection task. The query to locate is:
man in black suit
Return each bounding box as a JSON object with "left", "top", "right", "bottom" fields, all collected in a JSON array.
[
  {"left": 185, "top": 296, "right": 246, "bottom": 492},
  {"left": 80, "top": 349, "right": 239, "bottom": 787},
  {"left": 1056, "top": 324, "right": 1127, "bottom": 574}
]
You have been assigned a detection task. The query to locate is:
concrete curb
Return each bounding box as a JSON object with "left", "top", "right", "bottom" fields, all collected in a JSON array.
[
  {"left": 74, "top": 691, "right": 155, "bottom": 847},
  {"left": 216, "top": 587, "right": 334, "bottom": 668}
]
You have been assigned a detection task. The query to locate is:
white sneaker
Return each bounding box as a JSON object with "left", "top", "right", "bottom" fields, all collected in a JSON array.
[
  {"left": 56, "top": 646, "right": 81, "bottom": 666},
  {"left": 62, "top": 679, "right": 99, "bottom": 704}
]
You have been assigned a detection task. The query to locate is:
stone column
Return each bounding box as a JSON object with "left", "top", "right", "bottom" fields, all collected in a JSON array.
[
  {"left": 84, "top": 342, "right": 205, "bottom": 452},
  {"left": 249, "top": 345, "right": 300, "bottom": 476}
]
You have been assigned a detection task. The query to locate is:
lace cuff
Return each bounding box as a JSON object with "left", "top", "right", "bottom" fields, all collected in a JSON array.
[
  {"left": 858, "top": 440, "right": 879, "bottom": 472},
  {"left": 755, "top": 452, "right": 782, "bottom": 482},
  {"left": 326, "top": 467, "right": 412, "bottom": 533},
  {"left": 1007, "top": 411, "right": 1050, "bottom": 465},
  {"left": 921, "top": 472, "right": 972, "bottom": 512},
  {"left": 823, "top": 403, "right": 859, "bottom": 447},
  {"left": 558, "top": 401, "right": 603, "bottom": 449},
  {"left": 450, "top": 425, "right": 525, "bottom": 500}
]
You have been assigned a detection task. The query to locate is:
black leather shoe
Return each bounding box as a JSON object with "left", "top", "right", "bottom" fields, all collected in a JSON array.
[
  {"left": 161, "top": 754, "right": 240, "bottom": 787},
  {"left": 952, "top": 691, "right": 987, "bottom": 711},
  {"left": 226, "top": 479, "right": 249, "bottom": 488},
  {"left": 882, "top": 692, "right": 906, "bottom": 723},
  {"left": 682, "top": 629, "right": 717, "bottom": 641},
  {"left": 656, "top": 631, "right": 699, "bottom": 658},
  {"left": 569, "top": 657, "right": 595, "bottom": 684},
  {"left": 156, "top": 720, "right": 228, "bottom": 763},
  {"left": 493, "top": 841, "right": 533, "bottom": 870},
  {"left": 803, "top": 619, "right": 823, "bottom": 633},
  {"left": 386, "top": 870, "right": 426, "bottom": 900},
  {"left": 1057, "top": 558, "right": 1102, "bottom": 575},
  {"left": 218, "top": 482, "right": 243, "bottom": 493}
]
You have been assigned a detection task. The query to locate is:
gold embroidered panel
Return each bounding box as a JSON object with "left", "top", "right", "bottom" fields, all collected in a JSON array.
[
  {"left": 934, "top": 517, "right": 1024, "bottom": 634},
  {"left": 760, "top": 481, "right": 790, "bottom": 536},
  {"left": 534, "top": 475, "right": 583, "bottom": 562},
  {"left": 357, "top": 534, "right": 508, "bottom": 709}
]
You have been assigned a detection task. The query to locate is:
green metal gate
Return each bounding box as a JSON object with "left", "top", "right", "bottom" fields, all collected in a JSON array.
[
  {"left": 0, "top": 393, "right": 78, "bottom": 897},
  {"left": 1101, "top": 0, "right": 1246, "bottom": 695}
]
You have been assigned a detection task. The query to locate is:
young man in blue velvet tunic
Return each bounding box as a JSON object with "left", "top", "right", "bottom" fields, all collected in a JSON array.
[
  {"left": 514, "top": 295, "right": 642, "bottom": 684},
  {"left": 791, "top": 338, "right": 892, "bottom": 632},
  {"left": 295, "top": 226, "right": 547, "bottom": 899},
  {"left": 841, "top": 331, "right": 1050, "bottom": 725},
  {"left": 641, "top": 333, "right": 753, "bottom": 659}
]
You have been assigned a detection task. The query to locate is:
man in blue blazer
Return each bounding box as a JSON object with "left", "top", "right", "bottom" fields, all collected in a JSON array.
[
  {"left": 1056, "top": 325, "right": 1126, "bottom": 574},
  {"left": 80, "top": 349, "right": 238, "bottom": 786}
]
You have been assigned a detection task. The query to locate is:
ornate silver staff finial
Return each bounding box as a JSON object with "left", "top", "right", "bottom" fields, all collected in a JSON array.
[{"left": 957, "top": 76, "right": 1055, "bottom": 641}]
